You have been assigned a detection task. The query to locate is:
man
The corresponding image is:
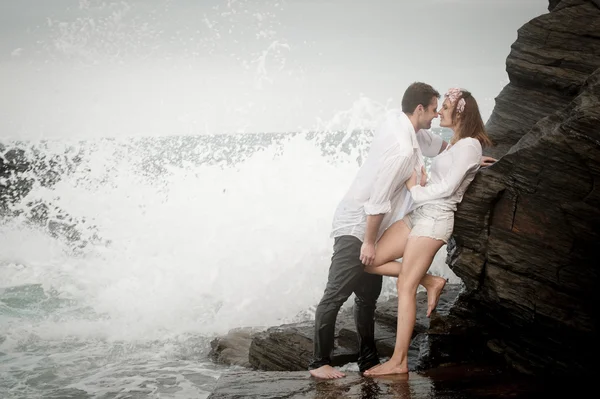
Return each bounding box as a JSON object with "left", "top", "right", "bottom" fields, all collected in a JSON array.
[{"left": 308, "top": 82, "right": 448, "bottom": 379}]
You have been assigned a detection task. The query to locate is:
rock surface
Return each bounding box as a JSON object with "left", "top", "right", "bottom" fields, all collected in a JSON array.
[
  {"left": 485, "top": 0, "right": 600, "bottom": 158},
  {"left": 209, "top": 327, "right": 264, "bottom": 368},
  {"left": 211, "top": 284, "right": 497, "bottom": 374},
  {"left": 448, "top": 0, "right": 600, "bottom": 377},
  {"left": 207, "top": 364, "right": 563, "bottom": 399}
]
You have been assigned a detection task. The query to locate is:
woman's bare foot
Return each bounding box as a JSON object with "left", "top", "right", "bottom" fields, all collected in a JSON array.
[
  {"left": 426, "top": 276, "right": 447, "bottom": 318},
  {"left": 363, "top": 359, "right": 408, "bottom": 376},
  {"left": 309, "top": 365, "right": 345, "bottom": 379},
  {"left": 363, "top": 363, "right": 383, "bottom": 375}
]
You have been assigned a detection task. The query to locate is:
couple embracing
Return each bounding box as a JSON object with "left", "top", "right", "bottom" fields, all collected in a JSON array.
[{"left": 309, "top": 82, "right": 494, "bottom": 379}]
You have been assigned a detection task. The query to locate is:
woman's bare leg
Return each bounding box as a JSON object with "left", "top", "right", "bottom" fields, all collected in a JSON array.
[
  {"left": 364, "top": 220, "right": 447, "bottom": 317},
  {"left": 369, "top": 220, "right": 411, "bottom": 267},
  {"left": 364, "top": 236, "right": 445, "bottom": 376}
]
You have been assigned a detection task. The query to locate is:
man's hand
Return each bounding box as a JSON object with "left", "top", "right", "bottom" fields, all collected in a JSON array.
[
  {"left": 360, "top": 242, "right": 376, "bottom": 266},
  {"left": 406, "top": 170, "right": 418, "bottom": 190},
  {"left": 480, "top": 156, "right": 497, "bottom": 167},
  {"left": 420, "top": 166, "right": 427, "bottom": 187}
]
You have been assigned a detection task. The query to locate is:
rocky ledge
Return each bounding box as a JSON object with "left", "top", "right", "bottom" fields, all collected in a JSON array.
[
  {"left": 208, "top": 286, "right": 564, "bottom": 398},
  {"left": 207, "top": 365, "right": 559, "bottom": 399},
  {"left": 210, "top": 285, "right": 493, "bottom": 375}
]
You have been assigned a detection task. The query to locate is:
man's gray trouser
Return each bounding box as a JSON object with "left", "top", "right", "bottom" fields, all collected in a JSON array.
[{"left": 308, "top": 235, "right": 382, "bottom": 372}]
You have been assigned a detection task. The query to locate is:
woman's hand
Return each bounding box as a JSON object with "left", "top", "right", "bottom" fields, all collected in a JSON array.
[
  {"left": 406, "top": 170, "right": 418, "bottom": 190},
  {"left": 480, "top": 156, "right": 497, "bottom": 167}
]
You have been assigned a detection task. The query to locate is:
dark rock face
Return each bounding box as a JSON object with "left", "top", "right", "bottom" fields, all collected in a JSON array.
[
  {"left": 485, "top": 0, "right": 600, "bottom": 159},
  {"left": 449, "top": 1, "right": 600, "bottom": 377}
]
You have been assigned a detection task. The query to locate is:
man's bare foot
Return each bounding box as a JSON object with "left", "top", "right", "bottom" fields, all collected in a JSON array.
[
  {"left": 426, "top": 276, "right": 447, "bottom": 318},
  {"left": 363, "top": 360, "right": 407, "bottom": 376},
  {"left": 309, "top": 365, "right": 345, "bottom": 379}
]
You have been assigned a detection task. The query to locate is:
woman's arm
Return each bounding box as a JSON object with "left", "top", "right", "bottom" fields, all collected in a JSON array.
[{"left": 407, "top": 140, "right": 481, "bottom": 204}]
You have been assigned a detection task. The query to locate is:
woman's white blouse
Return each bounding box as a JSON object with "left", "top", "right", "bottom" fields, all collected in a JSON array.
[{"left": 409, "top": 137, "right": 482, "bottom": 212}]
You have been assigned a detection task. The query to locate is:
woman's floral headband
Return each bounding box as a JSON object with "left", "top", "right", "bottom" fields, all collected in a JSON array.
[{"left": 445, "top": 87, "right": 466, "bottom": 114}]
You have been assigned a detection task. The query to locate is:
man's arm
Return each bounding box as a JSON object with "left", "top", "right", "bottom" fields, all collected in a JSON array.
[
  {"left": 439, "top": 140, "right": 449, "bottom": 153},
  {"left": 417, "top": 129, "right": 445, "bottom": 157},
  {"left": 360, "top": 154, "right": 412, "bottom": 266},
  {"left": 360, "top": 214, "right": 384, "bottom": 266},
  {"left": 407, "top": 140, "right": 481, "bottom": 204}
]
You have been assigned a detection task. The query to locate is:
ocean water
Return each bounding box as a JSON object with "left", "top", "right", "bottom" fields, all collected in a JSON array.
[
  {"left": 0, "top": 127, "right": 458, "bottom": 398},
  {"left": 0, "top": 1, "right": 506, "bottom": 396}
]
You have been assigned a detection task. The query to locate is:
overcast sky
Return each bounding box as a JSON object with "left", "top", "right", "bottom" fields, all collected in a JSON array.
[{"left": 0, "top": 0, "right": 549, "bottom": 140}]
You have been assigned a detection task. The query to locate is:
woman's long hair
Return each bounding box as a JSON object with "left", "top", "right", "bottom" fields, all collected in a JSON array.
[{"left": 450, "top": 90, "right": 492, "bottom": 147}]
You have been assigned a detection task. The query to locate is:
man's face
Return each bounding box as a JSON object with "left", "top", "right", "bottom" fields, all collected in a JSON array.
[{"left": 418, "top": 97, "right": 439, "bottom": 130}]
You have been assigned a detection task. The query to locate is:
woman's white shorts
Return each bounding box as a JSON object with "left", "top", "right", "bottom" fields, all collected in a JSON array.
[{"left": 402, "top": 204, "right": 454, "bottom": 243}]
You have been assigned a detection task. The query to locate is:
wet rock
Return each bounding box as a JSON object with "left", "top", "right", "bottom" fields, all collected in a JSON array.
[
  {"left": 209, "top": 327, "right": 264, "bottom": 368},
  {"left": 449, "top": 0, "right": 600, "bottom": 377},
  {"left": 248, "top": 319, "right": 365, "bottom": 372},
  {"left": 211, "top": 284, "right": 494, "bottom": 373},
  {"left": 207, "top": 364, "right": 563, "bottom": 399},
  {"left": 484, "top": 0, "right": 600, "bottom": 158}
]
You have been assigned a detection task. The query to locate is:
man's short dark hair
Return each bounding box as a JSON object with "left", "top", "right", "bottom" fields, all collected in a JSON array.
[{"left": 401, "top": 82, "right": 440, "bottom": 114}]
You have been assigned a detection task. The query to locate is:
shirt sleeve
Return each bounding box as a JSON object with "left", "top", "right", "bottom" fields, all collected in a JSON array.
[
  {"left": 409, "top": 140, "right": 481, "bottom": 204},
  {"left": 416, "top": 129, "right": 444, "bottom": 157},
  {"left": 364, "top": 154, "right": 412, "bottom": 215}
]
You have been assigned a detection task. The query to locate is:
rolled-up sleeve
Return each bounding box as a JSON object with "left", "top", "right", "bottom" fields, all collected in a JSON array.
[
  {"left": 364, "top": 154, "right": 412, "bottom": 215},
  {"left": 410, "top": 140, "right": 481, "bottom": 204},
  {"left": 416, "top": 130, "right": 444, "bottom": 157}
]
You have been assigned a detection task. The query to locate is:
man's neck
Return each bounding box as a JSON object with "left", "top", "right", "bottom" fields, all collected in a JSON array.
[{"left": 404, "top": 112, "right": 420, "bottom": 133}]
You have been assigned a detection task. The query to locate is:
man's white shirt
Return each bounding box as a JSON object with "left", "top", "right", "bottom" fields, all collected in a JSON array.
[{"left": 330, "top": 110, "right": 444, "bottom": 242}]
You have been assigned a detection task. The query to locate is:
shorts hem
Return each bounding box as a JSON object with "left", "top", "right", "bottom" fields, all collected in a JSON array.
[{"left": 408, "top": 233, "right": 449, "bottom": 243}]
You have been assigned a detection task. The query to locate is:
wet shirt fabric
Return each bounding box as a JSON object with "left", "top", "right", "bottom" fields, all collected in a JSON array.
[{"left": 330, "top": 110, "right": 444, "bottom": 242}]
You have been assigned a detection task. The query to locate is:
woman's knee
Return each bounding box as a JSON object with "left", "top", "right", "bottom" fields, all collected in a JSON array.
[{"left": 396, "top": 273, "right": 419, "bottom": 294}]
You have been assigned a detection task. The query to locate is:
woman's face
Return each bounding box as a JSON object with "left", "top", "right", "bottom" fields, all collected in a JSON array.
[{"left": 438, "top": 99, "right": 456, "bottom": 128}]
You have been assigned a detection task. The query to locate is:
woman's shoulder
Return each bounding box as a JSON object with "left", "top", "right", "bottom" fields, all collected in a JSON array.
[
  {"left": 451, "top": 137, "right": 482, "bottom": 161},
  {"left": 456, "top": 137, "right": 482, "bottom": 151}
]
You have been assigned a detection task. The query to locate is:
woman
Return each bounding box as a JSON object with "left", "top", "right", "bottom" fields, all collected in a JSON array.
[{"left": 363, "top": 88, "right": 492, "bottom": 376}]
